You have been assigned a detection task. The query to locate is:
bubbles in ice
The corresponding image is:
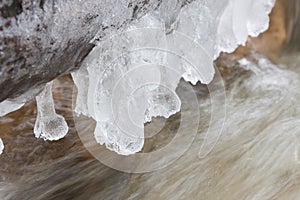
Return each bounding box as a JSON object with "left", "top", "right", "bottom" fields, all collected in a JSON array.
[
  {"left": 144, "top": 86, "right": 181, "bottom": 123},
  {"left": 34, "top": 81, "right": 68, "bottom": 141}
]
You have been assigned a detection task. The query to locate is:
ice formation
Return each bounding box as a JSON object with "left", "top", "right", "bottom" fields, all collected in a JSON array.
[
  {"left": 34, "top": 81, "right": 69, "bottom": 141},
  {"left": 0, "top": 0, "right": 275, "bottom": 155},
  {"left": 0, "top": 138, "right": 3, "bottom": 155},
  {"left": 0, "top": 100, "right": 25, "bottom": 117},
  {"left": 72, "top": 0, "right": 276, "bottom": 155}
]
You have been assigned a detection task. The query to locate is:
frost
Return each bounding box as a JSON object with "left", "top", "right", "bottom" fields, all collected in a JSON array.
[
  {"left": 34, "top": 81, "right": 68, "bottom": 141},
  {"left": 0, "top": 138, "right": 3, "bottom": 155},
  {"left": 72, "top": 0, "right": 275, "bottom": 155}
]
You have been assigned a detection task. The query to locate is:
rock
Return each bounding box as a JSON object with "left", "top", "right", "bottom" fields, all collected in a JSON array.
[{"left": 0, "top": 0, "right": 164, "bottom": 102}]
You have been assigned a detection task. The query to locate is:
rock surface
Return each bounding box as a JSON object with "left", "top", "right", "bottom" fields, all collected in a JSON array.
[
  {"left": 0, "top": 0, "right": 168, "bottom": 102},
  {"left": 1, "top": 0, "right": 295, "bottom": 104}
]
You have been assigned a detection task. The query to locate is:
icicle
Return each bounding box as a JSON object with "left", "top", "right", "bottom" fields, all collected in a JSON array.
[
  {"left": 34, "top": 81, "right": 68, "bottom": 141},
  {"left": 0, "top": 138, "right": 4, "bottom": 155}
]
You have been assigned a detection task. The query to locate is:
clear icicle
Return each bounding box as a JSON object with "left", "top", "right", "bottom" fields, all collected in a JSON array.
[{"left": 34, "top": 81, "right": 68, "bottom": 141}]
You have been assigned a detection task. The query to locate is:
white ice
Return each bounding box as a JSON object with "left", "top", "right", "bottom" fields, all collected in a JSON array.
[
  {"left": 0, "top": 100, "right": 25, "bottom": 117},
  {"left": 34, "top": 81, "right": 69, "bottom": 141},
  {"left": 72, "top": 0, "right": 275, "bottom": 155}
]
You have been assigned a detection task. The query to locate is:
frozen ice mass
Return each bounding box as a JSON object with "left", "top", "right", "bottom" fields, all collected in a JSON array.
[
  {"left": 72, "top": 0, "right": 275, "bottom": 155},
  {"left": 0, "top": 138, "right": 3, "bottom": 155},
  {"left": 0, "top": 0, "right": 275, "bottom": 155}
]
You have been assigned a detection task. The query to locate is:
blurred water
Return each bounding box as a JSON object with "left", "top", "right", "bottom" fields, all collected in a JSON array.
[
  {"left": 0, "top": 50, "right": 299, "bottom": 199},
  {"left": 284, "top": 0, "right": 300, "bottom": 51}
]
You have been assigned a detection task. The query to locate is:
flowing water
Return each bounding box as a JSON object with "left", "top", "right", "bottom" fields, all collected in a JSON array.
[
  {"left": 1, "top": 0, "right": 300, "bottom": 198},
  {"left": 0, "top": 50, "right": 299, "bottom": 199}
]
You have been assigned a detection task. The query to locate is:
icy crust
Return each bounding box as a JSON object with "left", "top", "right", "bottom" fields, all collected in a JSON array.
[
  {"left": 0, "top": 138, "right": 3, "bottom": 155},
  {"left": 34, "top": 82, "right": 69, "bottom": 141},
  {"left": 72, "top": 0, "right": 275, "bottom": 155}
]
